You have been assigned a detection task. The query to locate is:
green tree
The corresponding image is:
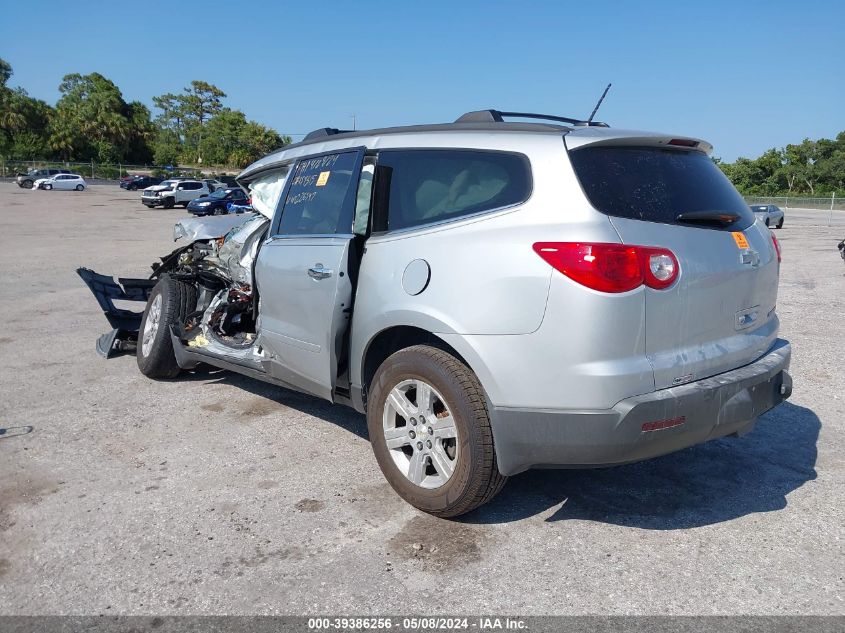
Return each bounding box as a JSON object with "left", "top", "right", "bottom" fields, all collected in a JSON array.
[
  {"left": 124, "top": 101, "right": 155, "bottom": 163},
  {"left": 0, "top": 59, "right": 54, "bottom": 160},
  {"left": 197, "top": 110, "right": 287, "bottom": 167},
  {"left": 180, "top": 80, "right": 226, "bottom": 127},
  {"left": 719, "top": 132, "right": 845, "bottom": 197},
  {"left": 180, "top": 80, "right": 226, "bottom": 162},
  {"left": 153, "top": 81, "right": 286, "bottom": 167},
  {"left": 0, "top": 58, "right": 11, "bottom": 87},
  {"left": 197, "top": 108, "right": 246, "bottom": 165}
]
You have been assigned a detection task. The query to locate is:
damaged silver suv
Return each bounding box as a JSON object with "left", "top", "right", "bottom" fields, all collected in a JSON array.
[{"left": 80, "top": 110, "right": 792, "bottom": 517}]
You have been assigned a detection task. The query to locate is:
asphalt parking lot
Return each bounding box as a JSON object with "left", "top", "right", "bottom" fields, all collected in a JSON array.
[{"left": 0, "top": 184, "right": 842, "bottom": 615}]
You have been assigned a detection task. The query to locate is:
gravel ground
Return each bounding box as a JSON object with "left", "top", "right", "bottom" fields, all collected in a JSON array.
[{"left": 0, "top": 184, "right": 842, "bottom": 615}]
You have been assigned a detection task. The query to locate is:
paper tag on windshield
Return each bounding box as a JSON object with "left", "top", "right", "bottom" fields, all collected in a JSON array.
[
  {"left": 731, "top": 232, "right": 749, "bottom": 249},
  {"left": 316, "top": 171, "right": 330, "bottom": 187}
]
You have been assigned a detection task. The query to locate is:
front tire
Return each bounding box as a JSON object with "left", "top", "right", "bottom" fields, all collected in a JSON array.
[
  {"left": 367, "top": 345, "right": 507, "bottom": 518},
  {"left": 20, "top": 179, "right": 33, "bottom": 189},
  {"left": 777, "top": 219, "right": 784, "bottom": 229},
  {"left": 44, "top": 184, "right": 52, "bottom": 190},
  {"left": 136, "top": 275, "right": 197, "bottom": 379},
  {"left": 163, "top": 197, "right": 175, "bottom": 209}
]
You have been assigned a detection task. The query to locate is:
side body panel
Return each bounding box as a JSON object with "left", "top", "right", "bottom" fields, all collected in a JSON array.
[{"left": 348, "top": 134, "right": 648, "bottom": 410}]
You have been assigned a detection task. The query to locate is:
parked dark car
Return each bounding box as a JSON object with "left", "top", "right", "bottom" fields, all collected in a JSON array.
[
  {"left": 120, "top": 176, "right": 164, "bottom": 191},
  {"left": 186, "top": 187, "right": 249, "bottom": 216},
  {"left": 16, "top": 168, "right": 70, "bottom": 189}
]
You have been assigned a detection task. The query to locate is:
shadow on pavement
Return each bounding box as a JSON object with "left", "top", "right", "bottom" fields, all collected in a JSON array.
[
  {"left": 466, "top": 401, "right": 818, "bottom": 528},
  {"left": 179, "top": 366, "right": 818, "bottom": 528},
  {"left": 191, "top": 366, "right": 370, "bottom": 441}
]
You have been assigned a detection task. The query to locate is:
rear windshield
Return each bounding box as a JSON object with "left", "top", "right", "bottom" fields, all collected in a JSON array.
[{"left": 569, "top": 146, "right": 755, "bottom": 230}]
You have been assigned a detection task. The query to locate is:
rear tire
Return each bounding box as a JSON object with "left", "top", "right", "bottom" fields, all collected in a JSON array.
[
  {"left": 136, "top": 275, "right": 197, "bottom": 379},
  {"left": 777, "top": 219, "right": 784, "bottom": 229},
  {"left": 765, "top": 218, "right": 770, "bottom": 227},
  {"left": 75, "top": 184, "right": 84, "bottom": 191},
  {"left": 367, "top": 345, "right": 507, "bottom": 518}
]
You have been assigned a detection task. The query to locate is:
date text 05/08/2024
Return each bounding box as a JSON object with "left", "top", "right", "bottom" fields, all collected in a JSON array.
[{"left": 307, "top": 617, "right": 527, "bottom": 630}]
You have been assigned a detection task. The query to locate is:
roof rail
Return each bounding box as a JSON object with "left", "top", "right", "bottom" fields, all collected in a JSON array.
[
  {"left": 302, "top": 127, "right": 353, "bottom": 141},
  {"left": 455, "top": 110, "right": 609, "bottom": 127}
]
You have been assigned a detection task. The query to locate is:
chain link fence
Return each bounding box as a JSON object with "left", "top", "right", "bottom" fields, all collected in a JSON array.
[
  {"left": 4, "top": 159, "right": 841, "bottom": 211},
  {"left": 744, "top": 195, "right": 843, "bottom": 211},
  {"left": 0, "top": 159, "right": 236, "bottom": 181}
]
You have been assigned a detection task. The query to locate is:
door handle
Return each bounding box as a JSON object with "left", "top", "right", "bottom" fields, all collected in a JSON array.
[{"left": 307, "top": 264, "right": 333, "bottom": 280}]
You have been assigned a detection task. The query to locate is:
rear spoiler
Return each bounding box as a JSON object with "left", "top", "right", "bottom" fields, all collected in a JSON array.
[{"left": 564, "top": 127, "right": 713, "bottom": 155}]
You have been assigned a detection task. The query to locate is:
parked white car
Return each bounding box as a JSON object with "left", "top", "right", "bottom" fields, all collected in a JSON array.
[
  {"left": 141, "top": 179, "right": 211, "bottom": 208},
  {"left": 34, "top": 174, "right": 87, "bottom": 191}
]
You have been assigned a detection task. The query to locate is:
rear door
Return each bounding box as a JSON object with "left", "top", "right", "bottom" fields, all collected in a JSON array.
[
  {"left": 254, "top": 148, "right": 365, "bottom": 400},
  {"left": 566, "top": 141, "right": 780, "bottom": 389}
]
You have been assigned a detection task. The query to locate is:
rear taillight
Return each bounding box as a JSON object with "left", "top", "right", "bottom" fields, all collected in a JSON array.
[
  {"left": 533, "top": 242, "right": 680, "bottom": 293},
  {"left": 770, "top": 231, "right": 781, "bottom": 263}
]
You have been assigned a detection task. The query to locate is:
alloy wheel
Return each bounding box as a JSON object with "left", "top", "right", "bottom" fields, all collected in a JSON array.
[
  {"left": 382, "top": 379, "right": 459, "bottom": 489},
  {"left": 141, "top": 294, "right": 162, "bottom": 357}
]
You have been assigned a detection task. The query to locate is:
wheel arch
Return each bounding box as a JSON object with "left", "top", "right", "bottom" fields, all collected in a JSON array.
[{"left": 359, "top": 325, "right": 476, "bottom": 412}]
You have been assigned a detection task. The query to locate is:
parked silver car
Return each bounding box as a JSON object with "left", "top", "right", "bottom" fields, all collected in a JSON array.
[
  {"left": 80, "top": 110, "right": 792, "bottom": 517},
  {"left": 750, "top": 203, "right": 785, "bottom": 228}
]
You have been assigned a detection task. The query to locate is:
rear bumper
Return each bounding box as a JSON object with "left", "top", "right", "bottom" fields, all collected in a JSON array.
[{"left": 490, "top": 339, "right": 792, "bottom": 475}]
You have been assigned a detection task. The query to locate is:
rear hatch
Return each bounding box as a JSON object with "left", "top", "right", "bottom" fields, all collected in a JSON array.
[{"left": 566, "top": 132, "right": 780, "bottom": 390}]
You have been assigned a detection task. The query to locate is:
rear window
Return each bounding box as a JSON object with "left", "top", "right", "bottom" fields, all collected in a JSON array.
[
  {"left": 373, "top": 149, "right": 531, "bottom": 232},
  {"left": 569, "top": 146, "right": 754, "bottom": 230}
]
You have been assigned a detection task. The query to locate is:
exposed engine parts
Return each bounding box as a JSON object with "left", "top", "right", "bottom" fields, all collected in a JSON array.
[{"left": 155, "top": 214, "right": 270, "bottom": 350}]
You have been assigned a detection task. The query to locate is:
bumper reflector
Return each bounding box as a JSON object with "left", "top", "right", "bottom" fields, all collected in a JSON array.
[{"left": 642, "top": 416, "right": 686, "bottom": 432}]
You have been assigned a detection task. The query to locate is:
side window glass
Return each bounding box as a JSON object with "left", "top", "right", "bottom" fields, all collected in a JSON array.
[
  {"left": 353, "top": 158, "right": 375, "bottom": 236},
  {"left": 277, "top": 151, "right": 359, "bottom": 236},
  {"left": 374, "top": 149, "right": 531, "bottom": 232}
]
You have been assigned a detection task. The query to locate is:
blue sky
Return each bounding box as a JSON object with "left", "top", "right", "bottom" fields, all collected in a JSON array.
[{"left": 2, "top": 0, "right": 842, "bottom": 161}]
